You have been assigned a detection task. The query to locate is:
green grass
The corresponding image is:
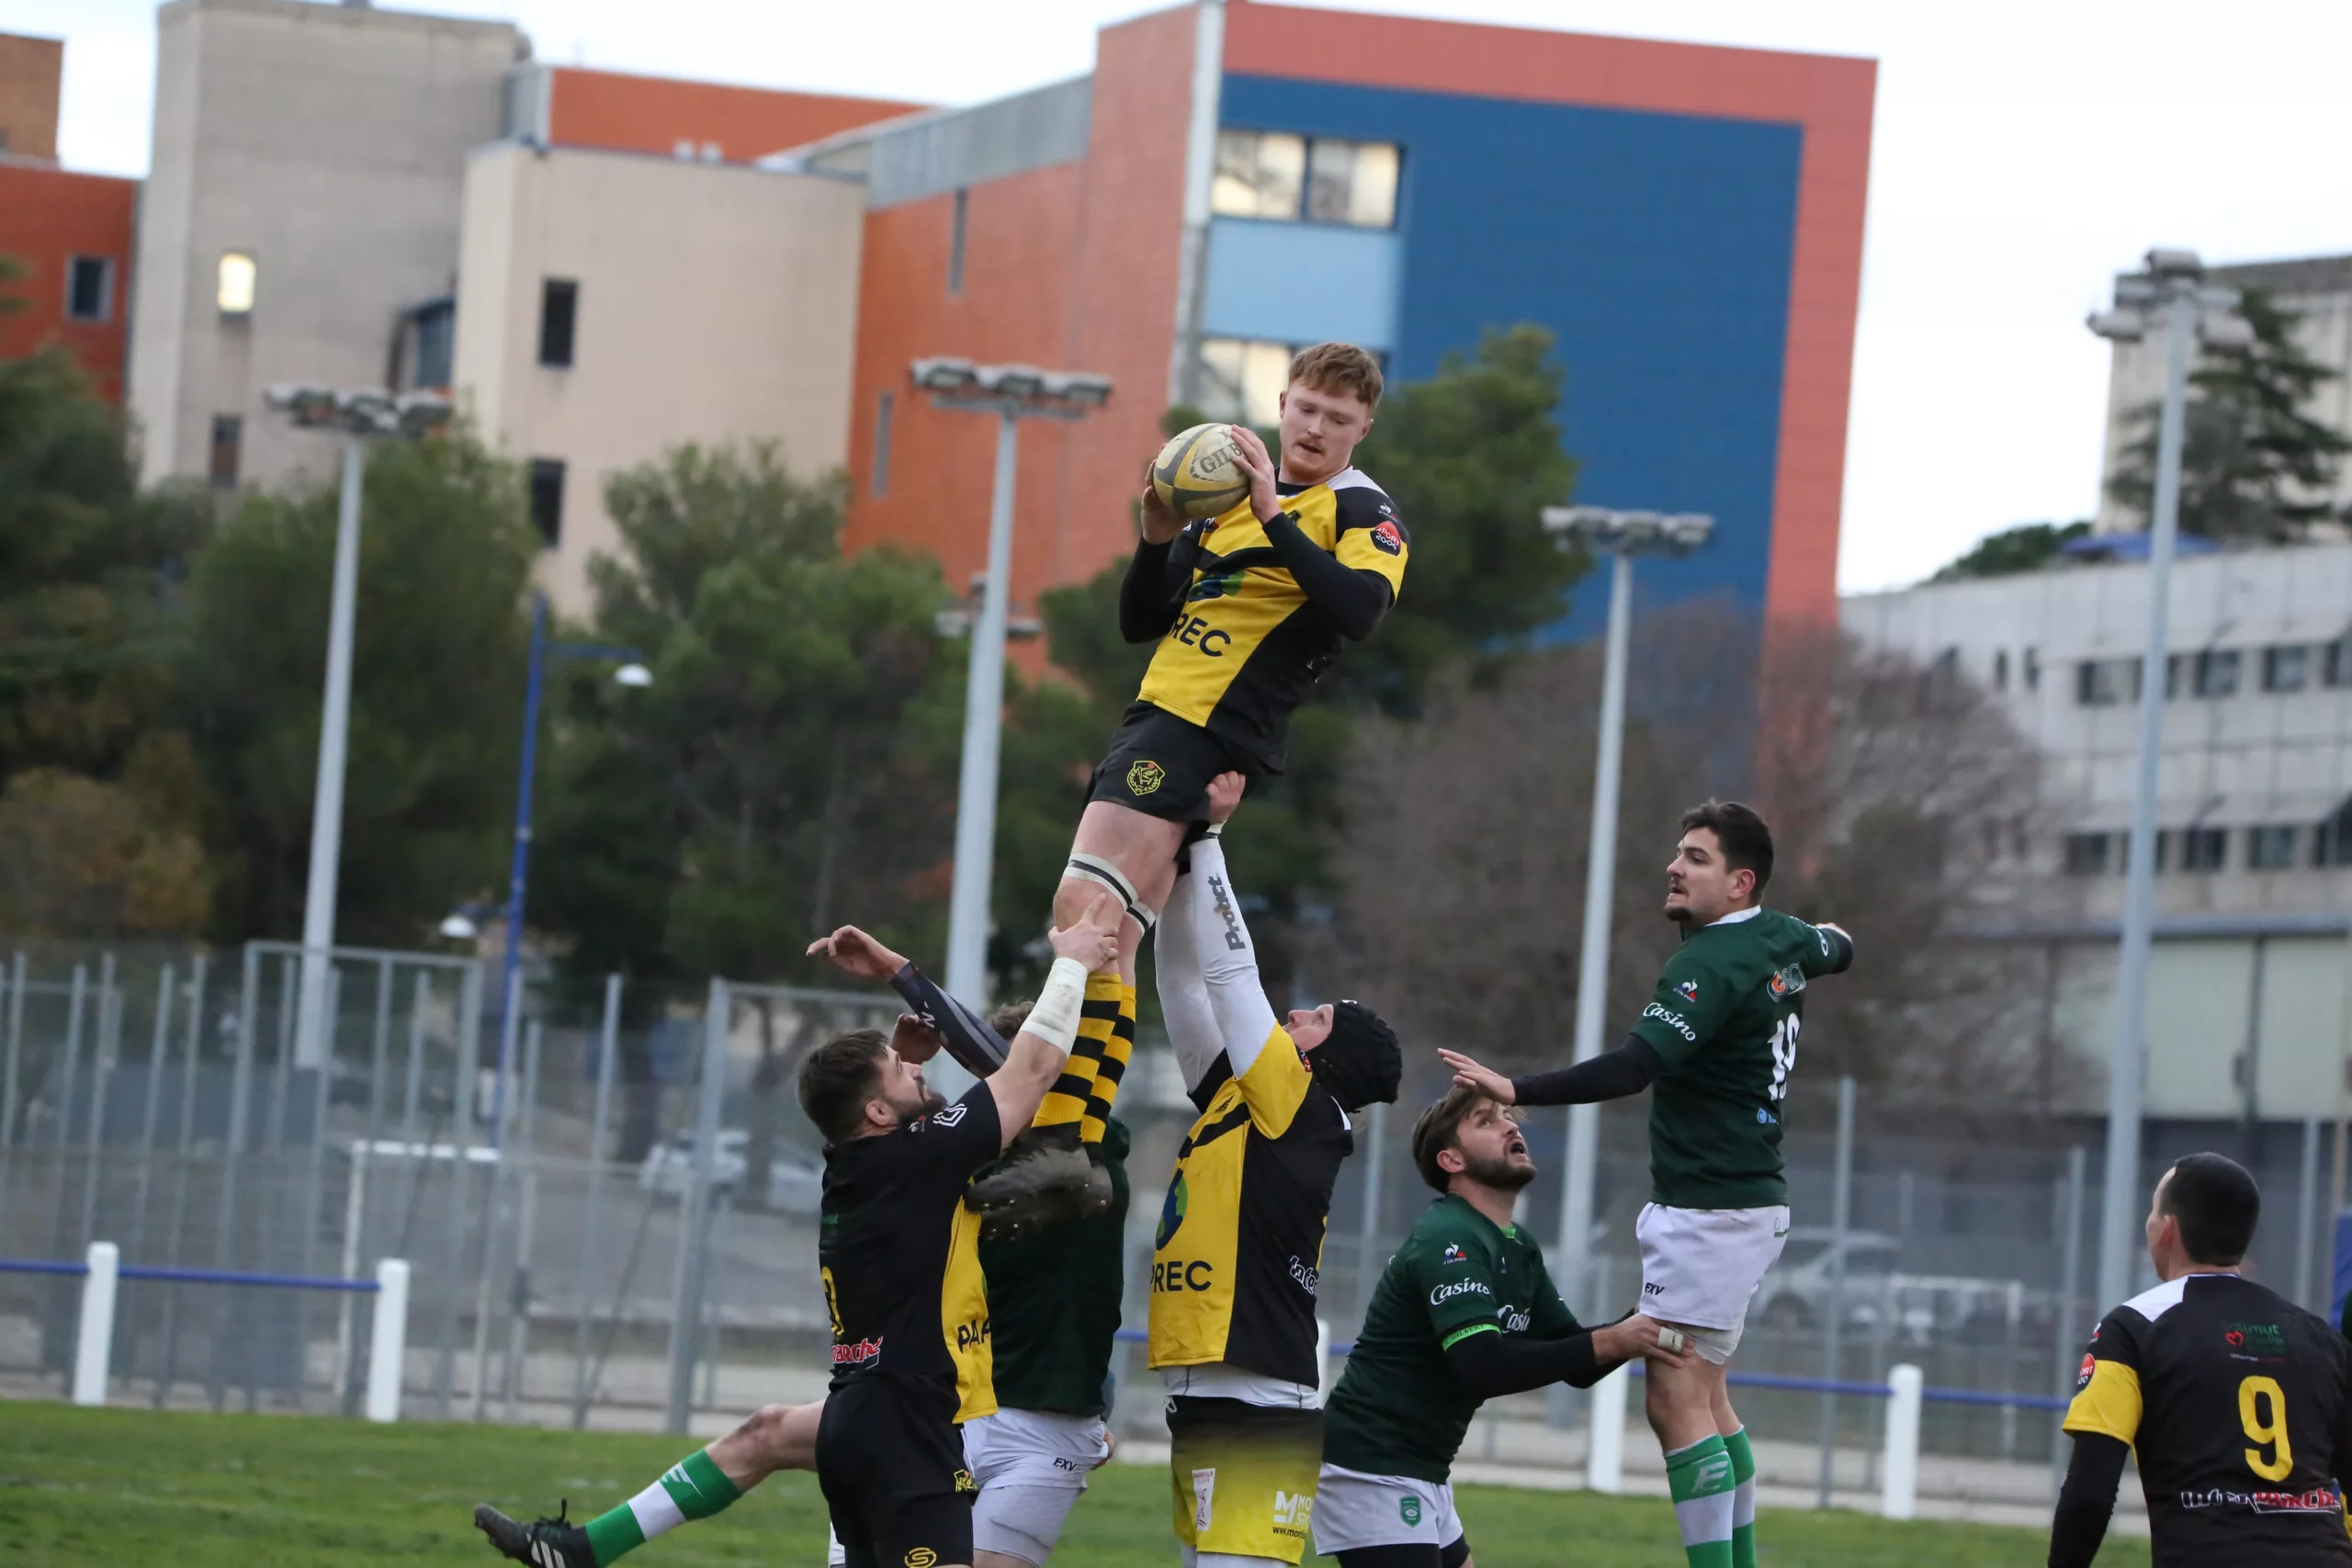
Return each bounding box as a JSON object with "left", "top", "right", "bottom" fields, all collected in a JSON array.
[{"left": 0, "top": 1402, "right": 2147, "bottom": 1568}]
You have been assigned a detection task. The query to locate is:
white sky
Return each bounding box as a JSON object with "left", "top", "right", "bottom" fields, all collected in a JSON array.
[{"left": 19, "top": 0, "right": 2352, "bottom": 592}]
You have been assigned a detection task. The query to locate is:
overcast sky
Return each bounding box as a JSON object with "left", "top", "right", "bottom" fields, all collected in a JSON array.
[{"left": 22, "top": 0, "right": 2352, "bottom": 593}]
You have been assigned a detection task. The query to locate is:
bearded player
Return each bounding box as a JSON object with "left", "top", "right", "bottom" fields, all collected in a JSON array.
[
  {"left": 970, "top": 344, "right": 1407, "bottom": 1224},
  {"left": 1316, "top": 1085, "right": 1689, "bottom": 1568},
  {"left": 1442, "top": 801, "right": 1853, "bottom": 1568}
]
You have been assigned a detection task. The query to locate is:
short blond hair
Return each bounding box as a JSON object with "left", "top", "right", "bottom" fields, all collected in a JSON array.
[{"left": 1289, "top": 342, "right": 1383, "bottom": 409}]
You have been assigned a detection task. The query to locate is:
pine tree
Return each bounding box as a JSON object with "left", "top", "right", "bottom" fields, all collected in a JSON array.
[{"left": 2107, "top": 288, "right": 2352, "bottom": 543}]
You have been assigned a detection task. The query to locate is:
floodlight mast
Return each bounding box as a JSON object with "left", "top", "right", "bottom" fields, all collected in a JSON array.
[
  {"left": 2082, "top": 249, "right": 2253, "bottom": 1314},
  {"left": 1534, "top": 505, "right": 1713, "bottom": 1381},
  {"left": 912, "top": 358, "right": 1114, "bottom": 1061}
]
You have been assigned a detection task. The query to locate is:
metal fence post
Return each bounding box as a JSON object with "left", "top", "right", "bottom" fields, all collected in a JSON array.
[
  {"left": 574, "top": 973, "right": 621, "bottom": 1428},
  {"left": 1881, "top": 1364, "right": 1922, "bottom": 1519},
  {"left": 1815, "top": 1075, "right": 1856, "bottom": 1508},
  {"left": 2295, "top": 1117, "right": 2323, "bottom": 1310},
  {"left": 503, "top": 1020, "right": 544, "bottom": 1423},
  {"left": 77, "top": 955, "right": 119, "bottom": 1251},
  {"left": 73, "top": 1240, "right": 119, "bottom": 1406},
  {"left": 156, "top": 955, "right": 205, "bottom": 1406},
  {"left": 2051, "top": 1145, "right": 2086, "bottom": 1495},
  {"left": 665, "top": 977, "right": 729, "bottom": 1434},
  {"left": 0, "top": 950, "right": 25, "bottom": 1236},
  {"left": 437, "top": 961, "right": 482, "bottom": 1420},
  {"left": 128, "top": 964, "right": 175, "bottom": 1262},
  {"left": 367, "top": 1257, "right": 412, "bottom": 1423}
]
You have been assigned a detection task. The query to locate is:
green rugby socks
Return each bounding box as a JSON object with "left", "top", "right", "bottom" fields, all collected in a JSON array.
[
  {"left": 1724, "top": 1426, "right": 1758, "bottom": 1568},
  {"left": 583, "top": 1450, "right": 741, "bottom": 1565},
  {"left": 1666, "top": 1433, "right": 1736, "bottom": 1568}
]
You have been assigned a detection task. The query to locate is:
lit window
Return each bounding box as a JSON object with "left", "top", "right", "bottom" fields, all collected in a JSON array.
[
  {"left": 2247, "top": 825, "right": 2297, "bottom": 869},
  {"left": 1212, "top": 130, "right": 1305, "bottom": 220},
  {"left": 2062, "top": 833, "right": 2109, "bottom": 875},
  {"left": 1306, "top": 137, "right": 1398, "bottom": 228},
  {"left": 528, "top": 458, "right": 565, "bottom": 547},
  {"left": 2192, "top": 649, "right": 2239, "bottom": 697},
  {"left": 1200, "top": 338, "right": 1295, "bottom": 428},
  {"left": 218, "top": 252, "right": 257, "bottom": 316},
  {"left": 2263, "top": 645, "right": 2309, "bottom": 693},
  {"left": 66, "top": 256, "right": 112, "bottom": 322}
]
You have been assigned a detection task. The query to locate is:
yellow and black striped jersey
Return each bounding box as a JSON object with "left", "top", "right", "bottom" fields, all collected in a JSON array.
[
  {"left": 1148, "top": 1018, "right": 1352, "bottom": 1389},
  {"left": 820, "top": 1084, "right": 1001, "bottom": 1425},
  {"left": 2065, "top": 1270, "right": 2352, "bottom": 1565},
  {"left": 1132, "top": 469, "right": 1407, "bottom": 768}
]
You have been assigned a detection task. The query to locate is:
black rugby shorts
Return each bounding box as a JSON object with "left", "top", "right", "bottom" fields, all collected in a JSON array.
[
  {"left": 1086, "top": 703, "right": 1272, "bottom": 824},
  {"left": 817, "top": 1378, "right": 977, "bottom": 1568}
]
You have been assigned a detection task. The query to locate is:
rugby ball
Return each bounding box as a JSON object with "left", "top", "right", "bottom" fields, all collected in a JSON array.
[{"left": 1151, "top": 423, "right": 1250, "bottom": 523}]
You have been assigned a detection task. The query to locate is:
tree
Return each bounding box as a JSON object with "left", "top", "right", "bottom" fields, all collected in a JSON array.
[
  {"left": 0, "top": 342, "right": 216, "bottom": 935},
  {"left": 2107, "top": 288, "right": 2352, "bottom": 544},
  {"left": 182, "top": 432, "right": 537, "bottom": 946},
  {"left": 1930, "top": 520, "right": 2089, "bottom": 581}
]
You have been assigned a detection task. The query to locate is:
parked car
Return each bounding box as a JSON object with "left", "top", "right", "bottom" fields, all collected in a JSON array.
[
  {"left": 1756, "top": 1227, "right": 2054, "bottom": 1343},
  {"left": 638, "top": 1128, "right": 750, "bottom": 1199},
  {"left": 764, "top": 1147, "right": 824, "bottom": 1216}
]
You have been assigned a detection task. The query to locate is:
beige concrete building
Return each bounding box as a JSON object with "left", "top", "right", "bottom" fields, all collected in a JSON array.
[
  {"left": 2094, "top": 254, "right": 2352, "bottom": 536},
  {"left": 129, "top": 0, "right": 523, "bottom": 491},
  {"left": 450, "top": 141, "right": 865, "bottom": 612}
]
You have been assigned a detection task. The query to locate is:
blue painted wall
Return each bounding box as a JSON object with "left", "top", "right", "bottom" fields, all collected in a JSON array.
[{"left": 1217, "top": 75, "right": 1804, "bottom": 642}]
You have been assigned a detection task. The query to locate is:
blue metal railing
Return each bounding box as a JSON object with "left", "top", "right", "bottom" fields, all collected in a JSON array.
[{"left": 0, "top": 1257, "right": 379, "bottom": 1292}]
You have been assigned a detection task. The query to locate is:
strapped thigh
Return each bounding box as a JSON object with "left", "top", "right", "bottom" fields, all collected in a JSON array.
[{"left": 1064, "top": 852, "right": 1158, "bottom": 933}]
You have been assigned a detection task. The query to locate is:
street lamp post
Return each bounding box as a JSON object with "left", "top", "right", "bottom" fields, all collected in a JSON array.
[
  {"left": 2085, "top": 250, "right": 2253, "bottom": 1312},
  {"left": 910, "top": 358, "right": 1113, "bottom": 1039},
  {"left": 1536, "top": 507, "right": 1713, "bottom": 1344},
  {"left": 264, "top": 385, "right": 450, "bottom": 1068}
]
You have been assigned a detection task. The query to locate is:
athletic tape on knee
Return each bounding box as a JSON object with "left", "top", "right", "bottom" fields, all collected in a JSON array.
[{"left": 1064, "top": 854, "right": 1144, "bottom": 920}]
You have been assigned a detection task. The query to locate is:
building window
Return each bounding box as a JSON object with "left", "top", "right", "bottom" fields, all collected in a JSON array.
[
  {"left": 527, "top": 459, "right": 565, "bottom": 547},
  {"left": 2318, "top": 802, "right": 2352, "bottom": 868},
  {"left": 217, "top": 251, "right": 257, "bottom": 317},
  {"left": 2177, "top": 827, "right": 2226, "bottom": 873},
  {"left": 65, "top": 256, "right": 113, "bottom": 322},
  {"left": 2263, "top": 645, "right": 2310, "bottom": 693},
  {"left": 538, "top": 279, "right": 578, "bottom": 368},
  {"left": 872, "top": 391, "right": 894, "bottom": 498},
  {"left": 2192, "top": 649, "right": 2239, "bottom": 697},
  {"left": 209, "top": 415, "right": 242, "bottom": 489},
  {"left": 2023, "top": 647, "right": 2041, "bottom": 692},
  {"left": 1992, "top": 649, "right": 2009, "bottom": 691},
  {"left": 1199, "top": 337, "right": 1298, "bottom": 428},
  {"left": 2248, "top": 824, "right": 2298, "bottom": 869},
  {"left": 2075, "top": 657, "right": 2136, "bottom": 706},
  {"left": 1212, "top": 129, "right": 1399, "bottom": 230},
  {"left": 410, "top": 299, "right": 455, "bottom": 390},
  {"left": 2063, "top": 833, "right": 2109, "bottom": 875},
  {"left": 2324, "top": 636, "right": 2352, "bottom": 688},
  {"left": 947, "top": 187, "right": 968, "bottom": 296}
]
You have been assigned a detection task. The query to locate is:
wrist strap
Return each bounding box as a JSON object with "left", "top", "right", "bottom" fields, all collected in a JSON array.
[{"left": 1023, "top": 957, "right": 1089, "bottom": 1055}]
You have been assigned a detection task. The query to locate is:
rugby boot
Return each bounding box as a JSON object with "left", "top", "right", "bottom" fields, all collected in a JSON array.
[
  {"left": 475, "top": 1502, "right": 594, "bottom": 1568},
  {"left": 967, "top": 1123, "right": 1113, "bottom": 1237}
]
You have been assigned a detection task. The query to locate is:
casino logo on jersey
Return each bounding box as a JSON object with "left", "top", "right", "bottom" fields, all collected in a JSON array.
[{"left": 1128, "top": 761, "right": 1167, "bottom": 796}]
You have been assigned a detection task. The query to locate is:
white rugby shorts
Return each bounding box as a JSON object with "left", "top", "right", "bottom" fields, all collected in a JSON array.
[
  {"left": 964, "top": 1406, "right": 1110, "bottom": 1566},
  {"left": 1310, "top": 1463, "right": 1464, "bottom": 1557},
  {"left": 1636, "top": 1202, "right": 1791, "bottom": 1364}
]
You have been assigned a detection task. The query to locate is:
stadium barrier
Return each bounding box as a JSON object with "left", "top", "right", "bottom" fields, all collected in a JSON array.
[{"left": 0, "top": 1243, "right": 412, "bottom": 1421}]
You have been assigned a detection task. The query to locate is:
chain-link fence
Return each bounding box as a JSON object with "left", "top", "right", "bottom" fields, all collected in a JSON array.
[{"left": 6, "top": 936, "right": 2342, "bottom": 1515}]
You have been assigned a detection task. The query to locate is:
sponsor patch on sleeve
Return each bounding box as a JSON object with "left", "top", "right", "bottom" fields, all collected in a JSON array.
[
  {"left": 2076, "top": 1352, "right": 2097, "bottom": 1391},
  {"left": 1370, "top": 519, "right": 1404, "bottom": 556}
]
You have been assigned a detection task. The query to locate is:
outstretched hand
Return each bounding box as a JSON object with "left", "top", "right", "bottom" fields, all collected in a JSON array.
[
  {"left": 1049, "top": 891, "right": 1124, "bottom": 974},
  {"left": 1205, "top": 771, "right": 1247, "bottom": 827},
  {"left": 806, "top": 925, "right": 910, "bottom": 984},
  {"left": 1438, "top": 1049, "right": 1516, "bottom": 1106}
]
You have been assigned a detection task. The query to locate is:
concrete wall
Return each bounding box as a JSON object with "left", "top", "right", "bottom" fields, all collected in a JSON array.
[
  {"left": 451, "top": 141, "right": 865, "bottom": 614},
  {"left": 128, "top": 0, "right": 522, "bottom": 491}
]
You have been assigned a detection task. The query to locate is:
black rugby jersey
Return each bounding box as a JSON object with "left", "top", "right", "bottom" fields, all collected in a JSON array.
[
  {"left": 1131, "top": 470, "right": 1407, "bottom": 769},
  {"left": 1148, "top": 1023, "right": 1352, "bottom": 1388},
  {"left": 2065, "top": 1270, "right": 2352, "bottom": 1566},
  {"left": 820, "top": 1083, "right": 1002, "bottom": 1423}
]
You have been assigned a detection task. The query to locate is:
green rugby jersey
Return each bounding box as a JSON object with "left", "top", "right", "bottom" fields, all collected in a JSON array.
[
  {"left": 1629, "top": 907, "right": 1851, "bottom": 1209},
  {"left": 1322, "top": 1193, "right": 1578, "bottom": 1483},
  {"left": 979, "top": 1116, "right": 1131, "bottom": 1416}
]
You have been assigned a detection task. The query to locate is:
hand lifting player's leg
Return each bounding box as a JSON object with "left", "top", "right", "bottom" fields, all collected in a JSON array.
[{"left": 473, "top": 1400, "right": 825, "bottom": 1568}]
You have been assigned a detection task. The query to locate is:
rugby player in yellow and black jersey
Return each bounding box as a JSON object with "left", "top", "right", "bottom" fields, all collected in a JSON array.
[
  {"left": 967, "top": 344, "right": 1405, "bottom": 1238},
  {"left": 795, "top": 897, "right": 1123, "bottom": 1568},
  {"left": 2053, "top": 1152, "right": 2352, "bottom": 1568},
  {"left": 1150, "top": 773, "right": 1402, "bottom": 1568}
]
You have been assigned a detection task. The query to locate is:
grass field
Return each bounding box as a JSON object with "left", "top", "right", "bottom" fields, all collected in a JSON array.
[{"left": 1, "top": 1402, "right": 2148, "bottom": 1567}]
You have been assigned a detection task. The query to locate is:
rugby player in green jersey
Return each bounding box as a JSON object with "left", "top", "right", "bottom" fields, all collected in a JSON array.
[
  {"left": 1442, "top": 800, "right": 1853, "bottom": 1568},
  {"left": 1315, "top": 1085, "right": 1688, "bottom": 1567}
]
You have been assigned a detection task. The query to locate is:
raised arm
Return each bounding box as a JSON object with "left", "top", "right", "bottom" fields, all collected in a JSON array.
[
  {"left": 805, "top": 925, "right": 1005, "bottom": 1077},
  {"left": 1162, "top": 779, "right": 1283, "bottom": 1082},
  {"left": 985, "top": 894, "right": 1124, "bottom": 1146}
]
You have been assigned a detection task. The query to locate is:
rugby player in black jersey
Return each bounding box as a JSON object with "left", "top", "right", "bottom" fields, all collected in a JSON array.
[
  {"left": 2053, "top": 1152, "right": 2352, "bottom": 1568},
  {"left": 971, "top": 343, "right": 1408, "bottom": 1226}
]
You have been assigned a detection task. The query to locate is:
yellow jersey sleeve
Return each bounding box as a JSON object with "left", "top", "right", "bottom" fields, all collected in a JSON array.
[
  {"left": 2064, "top": 1356, "right": 2143, "bottom": 1445},
  {"left": 1233, "top": 1023, "right": 1311, "bottom": 1138},
  {"left": 1333, "top": 509, "right": 1408, "bottom": 600}
]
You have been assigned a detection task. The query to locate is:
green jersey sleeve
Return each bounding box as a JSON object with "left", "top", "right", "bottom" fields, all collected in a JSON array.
[
  {"left": 1627, "top": 947, "right": 1733, "bottom": 1068},
  {"left": 1418, "top": 1229, "right": 1510, "bottom": 1349},
  {"left": 1799, "top": 920, "right": 1854, "bottom": 978}
]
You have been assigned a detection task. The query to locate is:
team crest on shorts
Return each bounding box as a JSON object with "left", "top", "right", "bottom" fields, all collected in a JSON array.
[
  {"left": 954, "top": 1469, "right": 978, "bottom": 1495},
  {"left": 1128, "top": 760, "right": 1166, "bottom": 795},
  {"left": 1399, "top": 1494, "right": 1422, "bottom": 1526},
  {"left": 905, "top": 1551, "right": 937, "bottom": 1568}
]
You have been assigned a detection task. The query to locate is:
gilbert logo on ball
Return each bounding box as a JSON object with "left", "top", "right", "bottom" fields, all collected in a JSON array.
[
  {"left": 1127, "top": 760, "right": 1166, "bottom": 795},
  {"left": 1152, "top": 423, "right": 1251, "bottom": 522}
]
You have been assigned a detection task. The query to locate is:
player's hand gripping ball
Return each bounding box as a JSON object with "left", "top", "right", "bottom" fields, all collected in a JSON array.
[{"left": 1151, "top": 423, "right": 1251, "bottom": 522}]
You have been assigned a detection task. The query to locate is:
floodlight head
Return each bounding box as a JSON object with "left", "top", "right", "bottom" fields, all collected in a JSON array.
[
  {"left": 396, "top": 389, "right": 453, "bottom": 439},
  {"left": 912, "top": 356, "right": 978, "bottom": 393},
  {"left": 266, "top": 383, "right": 342, "bottom": 428},
  {"left": 1542, "top": 503, "right": 1715, "bottom": 558},
  {"left": 612, "top": 662, "right": 654, "bottom": 689},
  {"left": 437, "top": 911, "right": 479, "bottom": 942},
  {"left": 2113, "top": 277, "right": 2158, "bottom": 306},
  {"left": 2087, "top": 308, "right": 2146, "bottom": 344},
  {"left": 1658, "top": 513, "right": 1716, "bottom": 552},
  {"left": 2144, "top": 247, "right": 2203, "bottom": 279},
  {"left": 2199, "top": 312, "right": 2257, "bottom": 350},
  {"left": 1041, "top": 370, "right": 1114, "bottom": 407},
  {"left": 980, "top": 365, "right": 1046, "bottom": 399}
]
